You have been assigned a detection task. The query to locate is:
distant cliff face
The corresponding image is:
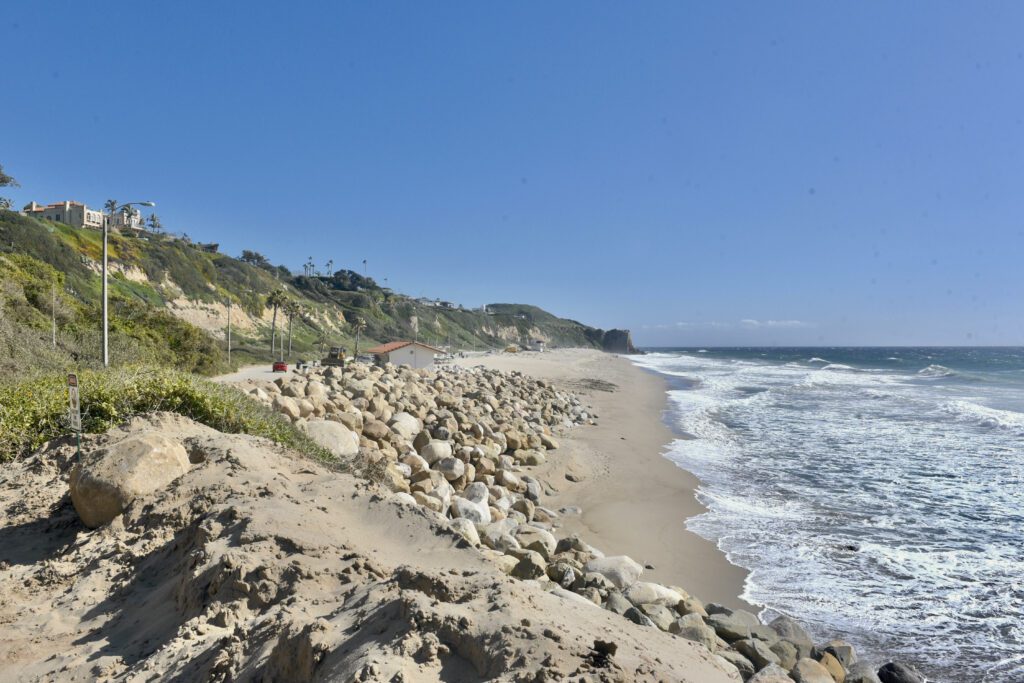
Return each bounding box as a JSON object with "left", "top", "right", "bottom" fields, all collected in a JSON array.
[{"left": 600, "top": 329, "right": 639, "bottom": 354}]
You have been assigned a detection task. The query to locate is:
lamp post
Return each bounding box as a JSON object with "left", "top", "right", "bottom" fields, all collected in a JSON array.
[{"left": 102, "top": 201, "right": 155, "bottom": 367}]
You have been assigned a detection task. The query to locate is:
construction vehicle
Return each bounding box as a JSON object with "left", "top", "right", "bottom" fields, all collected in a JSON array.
[{"left": 321, "top": 346, "right": 347, "bottom": 368}]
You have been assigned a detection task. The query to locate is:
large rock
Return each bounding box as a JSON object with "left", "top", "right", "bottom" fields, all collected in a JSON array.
[
  {"left": 769, "top": 639, "right": 799, "bottom": 670},
  {"left": 820, "top": 640, "right": 858, "bottom": 669},
  {"left": 583, "top": 555, "right": 643, "bottom": 590},
  {"left": 733, "top": 638, "right": 780, "bottom": 670},
  {"left": 748, "top": 664, "right": 794, "bottom": 683},
  {"left": 818, "top": 652, "right": 846, "bottom": 683},
  {"left": 302, "top": 420, "right": 360, "bottom": 457},
  {"left": 676, "top": 623, "right": 717, "bottom": 651},
  {"left": 512, "top": 526, "right": 557, "bottom": 560},
  {"left": 450, "top": 482, "right": 491, "bottom": 524},
  {"left": 435, "top": 457, "right": 465, "bottom": 481},
  {"left": 717, "top": 650, "right": 755, "bottom": 680},
  {"left": 70, "top": 434, "right": 190, "bottom": 528},
  {"left": 708, "top": 613, "right": 759, "bottom": 642},
  {"left": 876, "top": 663, "right": 925, "bottom": 683},
  {"left": 509, "top": 550, "right": 546, "bottom": 580},
  {"left": 388, "top": 412, "right": 421, "bottom": 440},
  {"left": 448, "top": 518, "right": 480, "bottom": 545},
  {"left": 272, "top": 395, "right": 301, "bottom": 420},
  {"left": 361, "top": 420, "right": 390, "bottom": 442},
  {"left": 792, "top": 658, "right": 836, "bottom": 683},
  {"left": 639, "top": 603, "right": 675, "bottom": 631},
  {"left": 419, "top": 440, "right": 453, "bottom": 464},
  {"left": 846, "top": 663, "right": 882, "bottom": 683},
  {"left": 624, "top": 581, "right": 683, "bottom": 607}
]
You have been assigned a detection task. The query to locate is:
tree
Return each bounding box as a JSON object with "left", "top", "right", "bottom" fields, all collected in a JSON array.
[
  {"left": 353, "top": 316, "right": 367, "bottom": 357},
  {"left": 147, "top": 213, "right": 162, "bottom": 233},
  {"left": 104, "top": 199, "right": 118, "bottom": 216},
  {"left": 284, "top": 299, "right": 303, "bottom": 357},
  {"left": 266, "top": 288, "right": 288, "bottom": 357},
  {"left": 0, "top": 163, "right": 19, "bottom": 211},
  {"left": 240, "top": 250, "right": 269, "bottom": 266}
]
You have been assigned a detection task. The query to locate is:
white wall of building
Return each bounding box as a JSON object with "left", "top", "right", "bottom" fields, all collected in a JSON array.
[{"left": 384, "top": 345, "right": 436, "bottom": 369}]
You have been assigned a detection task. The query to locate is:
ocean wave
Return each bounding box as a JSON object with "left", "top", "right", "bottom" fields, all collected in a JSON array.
[
  {"left": 941, "top": 400, "right": 1024, "bottom": 433},
  {"left": 820, "top": 363, "right": 856, "bottom": 371},
  {"left": 919, "top": 364, "right": 956, "bottom": 378},
  {"left": 809, "top": 357, "right": 830, "bottom": 364}
]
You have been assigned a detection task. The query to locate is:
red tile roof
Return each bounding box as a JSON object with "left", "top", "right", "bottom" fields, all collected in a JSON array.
[{"left": 365, "top": 341, "right": 444, "bottom": 355}]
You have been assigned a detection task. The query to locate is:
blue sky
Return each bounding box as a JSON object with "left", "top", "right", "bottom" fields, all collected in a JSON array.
[{"left": 3, "top": 2, "right": 1022, "bottom": 346}]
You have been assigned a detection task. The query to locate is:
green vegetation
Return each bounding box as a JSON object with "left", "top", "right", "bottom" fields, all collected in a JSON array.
[{"left": 0, "top": 367, "right": 333, "bottom": 464}]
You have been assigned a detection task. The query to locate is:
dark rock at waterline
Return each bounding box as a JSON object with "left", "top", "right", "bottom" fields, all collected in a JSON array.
[
  {"left": 817, "top": 639, "right": 858, "bottom": 668},
  {"left": 877, "top": 662, "right": 926, "bottom": 683}
]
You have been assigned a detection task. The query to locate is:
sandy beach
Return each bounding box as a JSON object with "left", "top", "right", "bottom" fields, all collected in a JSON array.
[{"left": 452, "top": 348, "right": 752, "bottom": 610}]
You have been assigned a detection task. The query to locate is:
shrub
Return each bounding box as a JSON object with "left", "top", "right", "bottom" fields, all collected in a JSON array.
[{"left": 0, "top": 367, "right": 335, "bottom": 464}]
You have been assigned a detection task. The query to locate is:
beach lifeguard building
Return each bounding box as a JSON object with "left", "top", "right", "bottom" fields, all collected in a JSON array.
[{"left": 365, "top": 341, "right": 444, "bottom": 369}]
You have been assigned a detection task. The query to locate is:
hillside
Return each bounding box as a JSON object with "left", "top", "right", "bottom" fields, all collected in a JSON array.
[{"left": 0, "top": 210, "right": 635, "bottom": 378}]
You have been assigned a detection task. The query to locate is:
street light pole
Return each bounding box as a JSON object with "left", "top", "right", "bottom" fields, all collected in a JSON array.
[{"left": 103, "top": 201, "right": 155, "bottom": 367}]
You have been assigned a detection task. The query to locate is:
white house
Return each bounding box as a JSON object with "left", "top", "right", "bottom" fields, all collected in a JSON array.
[{"left": 365, "top": 341, "right": 444, "bottom": 370}]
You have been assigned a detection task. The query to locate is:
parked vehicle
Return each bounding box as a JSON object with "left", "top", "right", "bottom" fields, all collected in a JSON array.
[
  {"left": 272, "top": 361, "right": 288, "bottom": 372},
  {"left": 322, "top": 346, "right": 347, "bottom": 367}
]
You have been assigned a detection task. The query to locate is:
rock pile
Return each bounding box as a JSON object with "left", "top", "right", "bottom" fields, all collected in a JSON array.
[{"left": 233, "top": 362, "right": 925, "bottom": 683}]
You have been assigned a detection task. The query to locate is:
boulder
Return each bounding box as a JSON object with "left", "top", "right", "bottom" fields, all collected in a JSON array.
[
  {"left": 448, "top": 517, "right": 480, "bottom": 545},
  {"left": 792, "top": 658, "right": 836, "bottom": 683},
  {"left": 540, "top": 433, "right": 559, "bottom": 450},
  {"left": 361, "top": 420, "right": 390, "bottom": 442},
  {"left": 624, "top": 582, "right": 683, "bottom": 607},
  {"left": 272, "top": 395, "right": 301, "bottom": 420},
  {"left": 678, "top": 596, "right": 707, "bottom": 617},
  {"left": 718, "top": 650, "right": 755, "bottom": 680},
  {"left": 748, "top": 663, "right": 794, "bottom": 683},
  {"left": 451, "top": 496, "right": 490, "bottom": 524},
  {"left": 707, "top": 613, "right": 758, "bottom": 642},
  {"left": 583, "top": 555, "right": 643, "bottom": 590},
  {"left": 302, "top": 420, "right": 360, "bottom": 457},
  {"left": 769, "top": 639, "right": 798, "bottom": 671},
  {"left": 623, "top": 607, "right": 656, "bottom": 628},
  {"left": 512, "top": 526, "right": 557, "bottom": 560},
  {"left": 676, "top": 623, "right": 718, "bottom": 651},
  {"left": 638, "top": 603, "right": 675, "bottom": 631},
  {"left": 818, "top": 652, "right": 846, "bottom": 683},
  {"left": 419, "top": 440, "right": 453, "bottom": 464},
  {"left": 70, "top": 434, "right": 190, "bottom": 528},
  {"left": 388, "top": 412, "right": 422, "bottom": 440},
  {"left": 733, "top": 638, "right": 780, "bottom": 670},
  {"left": 846, "top": 663, "right": 882, "bottom": 683},
  {"left": 821, "top": 640, "right": 858, "bottom": 669},
  {"left": 510, "top": 550, "right": 546, "bottom": 580},
  {"left": 876, "top": 663, "right": 925, "bottom": 683},
  {"left": 604, "top": 591, "right": 632, "bottom": 615},
  {"left": 435, "top": 457, "right": 465, "bottom": 481}
]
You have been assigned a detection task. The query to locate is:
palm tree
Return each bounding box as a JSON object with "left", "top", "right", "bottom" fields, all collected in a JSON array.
[
  {"left": 353, "top": 316, "right": 367, "bottom": 357},
  {"left": 285, "top": 300, "right": 303, "bottom": 357},
  {"left": 266, "top": 288, "right": 287, "bottom": 357}
]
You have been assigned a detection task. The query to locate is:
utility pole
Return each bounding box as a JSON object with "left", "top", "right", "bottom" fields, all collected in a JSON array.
[
  {"left": 227, "top": 300, "right": 232, "bottom": 365},
  {"left": 101, "top": 223, "right": 108, "bottom": 366}
]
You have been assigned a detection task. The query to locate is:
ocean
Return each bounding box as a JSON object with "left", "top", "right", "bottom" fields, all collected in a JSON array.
[{"left": 631, "top": 347, "right": 1024, "bottom": 682}]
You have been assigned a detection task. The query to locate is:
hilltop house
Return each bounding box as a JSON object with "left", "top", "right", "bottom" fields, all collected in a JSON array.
[
  {"left": 365, "top": 341, "right": 444, "bottom": 370},
  {"left": 108, "top": 207, "right": 145, "bottom": 232},
  {"left": 22, "top": 201, "right": 106, "bottom": 230}
]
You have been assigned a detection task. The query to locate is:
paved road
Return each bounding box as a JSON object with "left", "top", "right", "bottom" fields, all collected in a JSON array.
[{"left": 213, "top": 364, "right": 286, "bottom": 384}]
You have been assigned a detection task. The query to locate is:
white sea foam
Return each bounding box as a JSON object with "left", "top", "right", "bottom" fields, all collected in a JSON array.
[
  {"left": 941, "top": 400, "right": 1024, "bottom": 433},
  {"left": 631, "top": 350, "right": 1024, "bottom": 682},
  {"left": 808, "top": 357, "right": 830, "bottom": 364},
  {"left": 919, "top": 364, "right": 956, "bottom": 378}
]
